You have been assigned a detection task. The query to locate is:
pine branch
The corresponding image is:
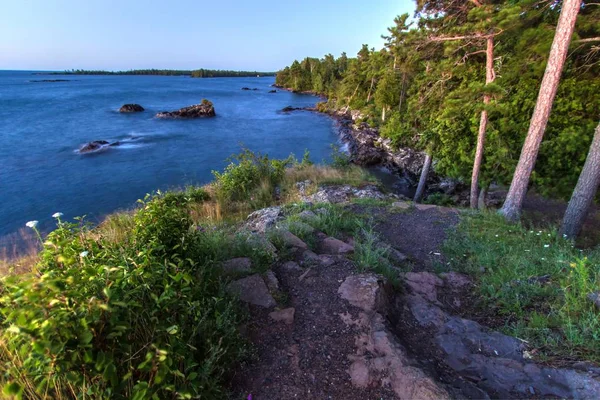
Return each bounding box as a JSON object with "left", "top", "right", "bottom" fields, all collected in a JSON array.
[{"left": 575, "top": 37, "right": 600, "bottom": 43}]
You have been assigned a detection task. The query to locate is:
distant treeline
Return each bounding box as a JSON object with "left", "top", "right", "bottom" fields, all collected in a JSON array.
[{"left": 38, "top": 69, "right": 276, "bottom": 78}]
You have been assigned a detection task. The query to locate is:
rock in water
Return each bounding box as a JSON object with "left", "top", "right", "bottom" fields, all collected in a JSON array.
[
  {"left": 119, "top": 104, "right": 144, "bottom": 113},
  {"left": 156, "top": 99, "right": 215, "bottom": 118},
  {"left": 78, "top": 140, "right": 110, "bottom": 153},
  {"left": 268, "top": 89, "right": 277, "bottom": 93}
]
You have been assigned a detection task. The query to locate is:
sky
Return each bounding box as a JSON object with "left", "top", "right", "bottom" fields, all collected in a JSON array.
[{"left": 0, "top": 0, "right": 415, "bottom": 71}]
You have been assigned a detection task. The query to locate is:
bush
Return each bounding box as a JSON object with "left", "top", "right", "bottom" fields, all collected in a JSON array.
[
  {"left": 423, "top": 193, "right": 455, "bottom": 207},
  {"left": 0, "top": 192, "right": 246, "bottom": 399},
  {"left": 212, "top": 149, "right": 294, "bottom": 207},
  {"left": 329, "top": 145, "right": 351, "bottom": 169}
]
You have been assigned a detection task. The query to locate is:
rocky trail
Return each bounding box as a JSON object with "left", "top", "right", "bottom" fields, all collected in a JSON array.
[{"left": 225, "top": 189, "right": 600, "bottom": 399}]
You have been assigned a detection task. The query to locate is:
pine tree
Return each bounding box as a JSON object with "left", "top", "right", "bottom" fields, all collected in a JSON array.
[
  {"left": 500, "top": 0, "right": 583, "bottom": 221},
  {"left": 559, "top": 121, "right": 600, "bottom": 239}
]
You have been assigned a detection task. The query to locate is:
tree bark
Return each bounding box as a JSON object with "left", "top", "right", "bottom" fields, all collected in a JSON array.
[
  {"left": 500, "top": 0, "right": 582, "bottom": 221},
  {"left": 414, "top": 152, "right": 433, "bottom": 203},
  {"left": 470, "top": 36, "right": 495, "bottom": 208},
  {"left": 367, "top": 77, "right": 375, "bottom": 103},
  {"left": 398, "top": 72, "right": 407, "bottom": 112},
  {"left": 559, "top": 121, "right": 600, "bottom": 239}
]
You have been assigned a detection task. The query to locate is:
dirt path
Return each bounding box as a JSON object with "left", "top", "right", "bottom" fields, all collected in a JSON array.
[{"left": 229, "top": 202, "right": 600, "bottom": 399}]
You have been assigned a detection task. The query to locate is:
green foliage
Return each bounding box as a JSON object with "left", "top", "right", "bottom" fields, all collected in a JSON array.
[
  {"left": 329, "top": 145, "right": 351, "bottom": 169},
  {"left": 423, "top": 193, "right": 455, "bottom": 207},
  {"left": 443, "top": 212, "right": 600, "bottom": 362},
  {"left": 0, "top": 192, "right": 248, "bottom": 398},
  {"left": 212, "top": 149, "right": 294, "bottom": 207}
]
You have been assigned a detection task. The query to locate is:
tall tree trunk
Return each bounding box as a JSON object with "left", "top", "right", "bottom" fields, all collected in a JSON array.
[
  {"left": 367, "top": 77, "right": 375, "bottom": 103},
  {"left": 470, "top": 36, "right": 495, "bottom": 209},
  {"left": 500, "top": 0, "right": 582, "bottom": 221},
  {"left": 414, "top": 152, "right": 433, "bottom": 203},
  {"left": 344, "top": 83, "right": 361, "bottom": 113},
  {"left": 478, "top": 185, "right": 488, "bottom": 210},
  {"left": 559, "top": 121, "right": 600, "bottom": 239},
  {"left": 398, "top": 72, "right": 407, "bottom": 112}
]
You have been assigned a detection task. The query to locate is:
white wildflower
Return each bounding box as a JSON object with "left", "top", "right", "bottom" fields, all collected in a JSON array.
[
  {"left": 544, "top": 244, "right": 550, "bottom": 248},
  {"left": 79, "top": 251, "right": 89, "bottom": 257},
  {"left": 52, "top": 212, "right": 63, "bottom": 218},
  {"left": 541, "top": 257, "right": 546, "bottom": 260},
  {"left": 26, "top": 220, "right": 39, "bottom": 228}
]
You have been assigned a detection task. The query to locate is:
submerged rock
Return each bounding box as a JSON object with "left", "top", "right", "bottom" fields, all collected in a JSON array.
[
  {"left": 78, "top": 140, "right": 114, "bottom": 154},
  {"left": 268, "top": 89, "right": 277, "bottom": 93},
  {"left": 156, "top": 99, "right": 215, "bottom": 118},
  {"left": 119, "top": 104, "right": 144, "bottom": 113}
]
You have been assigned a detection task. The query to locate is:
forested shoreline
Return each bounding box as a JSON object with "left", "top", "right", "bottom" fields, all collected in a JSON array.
[
  {"left": 276, "top": 0, "right": 600, "bottom": 210},
  {"left": 37, "top": 68, "right": 276, "bottom": 77}
]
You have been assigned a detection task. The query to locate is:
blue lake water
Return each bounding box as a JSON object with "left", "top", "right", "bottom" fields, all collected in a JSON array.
[{"left": 0, "top": 71, "right": 338, "bottom": 242}]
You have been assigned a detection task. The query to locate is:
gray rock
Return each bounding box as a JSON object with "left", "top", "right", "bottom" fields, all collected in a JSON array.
[
  {"left": 298, "top": 210, "right": 318, "bottom": 221},
  {"left": 403, "top": 271, "right": 444, "bottom": 303},
  {"left": 440, "top": 271, "right": 472, "bottom": 289},
  {"left": 338, "top": 274, "right": 388, "bottom": 313},
  {"left": 402, "top": 290, "right": 600, "bottom": 399},
  {"left": 269, "top": 307, "right": 295, "bottom": 325},
  {"left": 587, "top": 292, "right": 600, "bottom": 309},
  {"left": 281, "top": 261, "right": 303, "bottom": 273},
  {"left": 119, "top": 104, "right": 144, "bottom": 113},
  {"left": 263, "top": 270, "right": 280, "bottom": 292},
  {"left": 226, "top": 274, "right": 276, "bottom": 308},
  {"left": 321, "top": 237, "right": 354, "bottom": 255},
  {"left": 279, "top": 230, "right": 308, "bottom": 250},
  {"left": 295, "top": 180, "right": 313, "bottom": 196},
  {"left": 245, "top": 206, "right": 283, "bottom": 233},
  {"left": 391, "top": 201, "right": 411, "bottom": 209},
  {"left": 221, "top": 257, "right": 252, "bottom": 275},
  {"left": 156, "top": 100, "right": 215, "bottom": 118}
]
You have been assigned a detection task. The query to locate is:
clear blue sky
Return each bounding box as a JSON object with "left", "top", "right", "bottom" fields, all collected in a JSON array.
[{"left": 0, "top": 0, "right": 415, "bottom": 71}]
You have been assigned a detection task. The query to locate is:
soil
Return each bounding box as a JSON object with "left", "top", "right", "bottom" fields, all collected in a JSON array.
[{"left": 229, "top": 254, "right": 397, "bottom": 399}]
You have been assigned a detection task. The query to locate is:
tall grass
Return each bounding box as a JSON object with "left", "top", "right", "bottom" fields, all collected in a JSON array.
[{"left": 443, "top": 212, "right": 600, "bottom": 362}]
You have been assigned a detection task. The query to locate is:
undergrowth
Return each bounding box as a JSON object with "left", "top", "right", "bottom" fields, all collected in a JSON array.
[{"left": 443, "top": 212, "right": 600, "bottom": 363}]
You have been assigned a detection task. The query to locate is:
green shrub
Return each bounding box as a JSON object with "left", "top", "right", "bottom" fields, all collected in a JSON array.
[
  {"left": 212, "top": 149, "right": 294, "bottom": 206},
  {"left": 0, "top": 192, "right": 246, "bottom": 399},
  {"left": 329, "top": 145, "right": 351, "bottom": 169},
  {"left": 423, "top": 193, "right": 455, "bottom": 207}
]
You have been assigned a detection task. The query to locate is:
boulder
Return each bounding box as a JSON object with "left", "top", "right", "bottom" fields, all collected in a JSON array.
[
  {"left": 221, "top": 257, "right": 252, "bottom": 275},
  {"left": 269, "top": 307, "right": 295, "bottom": 325},
  {"left": 119, "top": 104, "right": 144, "bottom": 113},
  {"left": 263, "top": 270, "right": 280, "bottom": 292},
  {"left": 338, "top": 274, "right": 388, "bottom": 313},
  {"left": 245, "top": 206, "right": 283, "bottom": 233},
  {"left": 78, "top": 140, "right": 110, "bottom": 154},
  {"left": 268, "top": 89, "right": 277, "bottom": 93},
  {"left": 156, "top": 99, "right": 215, "bottom": 118},
  {"left": 320, "top": 237, "right": 354, "bottom": 255},
  {"left": 226, "top": 274, "right": 276, "bottom": 308},
  {"left": 391, "top": 201, "right": 411, "bottom": 210},
  {"left": 279, "top": 230, "right": 308, "bottom": 250}
]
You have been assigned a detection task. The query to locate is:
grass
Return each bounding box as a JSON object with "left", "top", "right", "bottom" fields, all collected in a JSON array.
[{"left": 443, "top": 212, "right": 600, "bottom": 363}]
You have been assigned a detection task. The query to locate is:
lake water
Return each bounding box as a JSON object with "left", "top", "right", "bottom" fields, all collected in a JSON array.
[{"left": 0, "top": 71, "right": 338, "bottom": 243}]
